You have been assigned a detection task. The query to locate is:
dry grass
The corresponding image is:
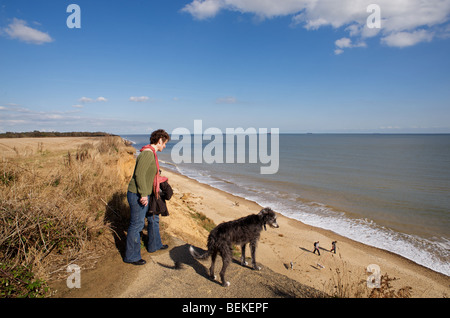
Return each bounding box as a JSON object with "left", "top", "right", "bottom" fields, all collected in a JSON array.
[
  {"left": 320, "top": 254, "right": 412, "bottom": 298},
  {"left": 324, "top": 255, "right": 366, "bottom": 298},
  {"left": 0, "top": 136, "right": 134, "bottom": 297},
  {"left": 368, "top": 274, "right": 412, "bottom": 298}
]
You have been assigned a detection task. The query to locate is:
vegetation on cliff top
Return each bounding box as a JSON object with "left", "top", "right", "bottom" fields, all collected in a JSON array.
[
  {"left": 0, "top": 136, "right": 132, "bottom": 297},
  {"left": 0, "top": 131, "right": 115, "bottom": 138}
]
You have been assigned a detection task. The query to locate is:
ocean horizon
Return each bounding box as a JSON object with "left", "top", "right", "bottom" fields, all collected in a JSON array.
[{"left": 122, "top": 133, "right": 450, "bottom": 276}]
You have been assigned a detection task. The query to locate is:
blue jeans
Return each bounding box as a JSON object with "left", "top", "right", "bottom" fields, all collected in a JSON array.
[
  {"left": 147, "top": 214, "right": 163, "bottom": 253},
  {"left": 124, "top": 191, "right": 164, "bottom": 262},
  {"left": 124, "top": 191, "right": 148, "bottom": 263}
]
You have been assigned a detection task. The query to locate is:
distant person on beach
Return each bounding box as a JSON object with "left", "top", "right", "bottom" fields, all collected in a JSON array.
[
  {"left": 330, "top": 241, "right": 337, "bottom": 254},
  {"left": 124, "top": 129, "right": 170, "bottom": 265},
  {"left": 313, "top": 241, "right": 320, "bottom": 255}
]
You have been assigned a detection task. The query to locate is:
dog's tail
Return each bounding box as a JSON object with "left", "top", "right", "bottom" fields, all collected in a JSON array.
[{"left": 189, "top": 245, "right": 210, "bottom": 259}]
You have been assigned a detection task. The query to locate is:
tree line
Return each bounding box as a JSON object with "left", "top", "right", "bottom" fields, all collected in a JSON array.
[{"left": 0, "top": 131, "right": 116, "bottom": 138}]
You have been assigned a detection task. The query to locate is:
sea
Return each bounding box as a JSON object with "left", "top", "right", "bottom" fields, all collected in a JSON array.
[{"left": 121, "top": 133, "right": 450, "bottom": 276}]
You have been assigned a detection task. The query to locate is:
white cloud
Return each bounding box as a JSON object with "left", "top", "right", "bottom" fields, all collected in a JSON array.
[
  {"left": 381, "top": 29, "right": 434, "bottom": 48},
  {"left": 79, "top": 97, "right": 93, "bottom": 103},
  {"left": 183, "top": 0, "right": 311, "bottom": 20},
  {"left": 334, "top": 37, "right": 367, "bottom": 54},
  {"left": 216, "top": 96, "right": 237, "bottom": 104},
  {"left": 181, "top": 0, "right": 224, "bottom": 20},
  {"left": 0, "top": 106, "right": 79, "bottom": 126},
  {"left": 3, "top": 18, "right": 53, "bottom": 44},
  {"left": 129, "top": 96, "right": 150, "bottom": 102},
  {"left": 335, "top": 37, "right": 352, "bottom": 49},
  {"left": 0, "top": 105, "right": 142, "bottom": 133},
  {"left": 182, "top": 0, "right": 450, "bottom": 52},
  {"left": 78, "top": 96, "right": 108, "bottom": 103}
]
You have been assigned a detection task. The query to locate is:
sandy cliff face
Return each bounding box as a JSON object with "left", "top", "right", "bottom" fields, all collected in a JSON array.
[{"left": 116, "top": 146, "right": 136, "bottom": 184}]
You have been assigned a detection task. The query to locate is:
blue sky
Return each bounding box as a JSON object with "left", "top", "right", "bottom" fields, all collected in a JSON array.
[{"left": 1, "top": 0, "right": 450, "bottom": 134}]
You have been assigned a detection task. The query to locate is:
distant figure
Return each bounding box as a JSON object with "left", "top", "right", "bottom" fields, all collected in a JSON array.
[
  {"left": 313, "top": 241, "right": 320, "bottom": 255},
  {"left": 330, "top": 241, "right": 337, "bottom": 254}
]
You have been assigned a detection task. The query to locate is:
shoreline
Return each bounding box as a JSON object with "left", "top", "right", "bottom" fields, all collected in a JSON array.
[
  {"left": 161, "top": 167, "right": 450, "bottom": 297},
  {"left": 161, "top": 162, "right": 449, "bottom": 275}
]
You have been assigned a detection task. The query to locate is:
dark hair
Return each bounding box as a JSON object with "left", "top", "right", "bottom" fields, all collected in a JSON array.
[{"left": 150, "top": 129, "right": 170, "bottom": 145}]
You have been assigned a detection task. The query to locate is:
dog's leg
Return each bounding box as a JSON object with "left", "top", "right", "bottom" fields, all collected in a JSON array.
[
  {"left": 219, "top": 256, "right": 231, "bottom": 287},
  {"left": 240, "top": 244, "right": 248, "bottom": 266},
  {"left": 250, "top": 241, "right": 261, "bottom": 271},
  {"left": 209, "top": 250, "right": 218, "bottom": 280},
  {"left": 219, "top": 247, "right": 231, "bottom": 287}
]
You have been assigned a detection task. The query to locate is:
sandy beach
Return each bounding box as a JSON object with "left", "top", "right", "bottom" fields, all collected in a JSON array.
[
  {"left": 161, "top": 169, "right": 450, "bottom": 298},
  {"left": 2, "top": 136, "right": 448, "bottom": 298}
]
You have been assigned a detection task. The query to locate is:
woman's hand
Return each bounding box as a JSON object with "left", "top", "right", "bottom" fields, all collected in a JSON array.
[{"left": 140, "top": 196, "right": 148, "bottom": 206}]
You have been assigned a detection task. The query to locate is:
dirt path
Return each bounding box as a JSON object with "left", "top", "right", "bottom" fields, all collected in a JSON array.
[{"left": 51, "top": 235, "right": 324, "bottom": 298}]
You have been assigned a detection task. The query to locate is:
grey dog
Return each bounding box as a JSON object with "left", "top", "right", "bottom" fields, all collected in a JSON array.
[{"left": 189, "top": 207, "right": 279, "bottom": 287}]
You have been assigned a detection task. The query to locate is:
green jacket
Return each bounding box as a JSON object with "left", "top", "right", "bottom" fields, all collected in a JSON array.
[{"left": 127, "top": 150, "right": 157, "bottom": 198}]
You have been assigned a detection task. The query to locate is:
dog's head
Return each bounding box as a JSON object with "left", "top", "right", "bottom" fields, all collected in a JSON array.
[{"left": 258, "top": 207, "right": 279, "bottom": 231}]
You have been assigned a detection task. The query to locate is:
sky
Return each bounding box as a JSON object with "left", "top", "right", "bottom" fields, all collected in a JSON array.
[{"left": 1, "top": 0, "right": 450, "bottom": 135}]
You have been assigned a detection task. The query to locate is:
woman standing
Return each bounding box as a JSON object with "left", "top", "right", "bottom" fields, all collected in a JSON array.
[{"left": 124, "top": 129, "right": 170, "bottom": 265}]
